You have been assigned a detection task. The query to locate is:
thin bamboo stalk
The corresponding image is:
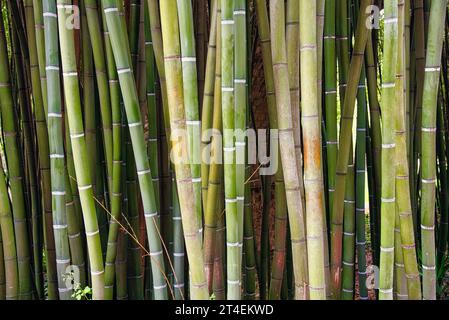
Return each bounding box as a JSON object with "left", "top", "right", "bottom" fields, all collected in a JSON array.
[
  {"left": 83, "top": 0, "right": 113, "bottom": 202},
  {"left": 57, "top": 0, "right": 104, "bottom": 300},
  {"left": 341, "top": 161, "right": 355, "bottom": 300},
  {"left": 378, "top": 0, "right": 399, "bottom": 300},
  {"left": 394, "top": 0, "right": 422, "bottom": 300},
  {"left": 234, "top": 1, "right": 247, "bottom": 291},
  {"left": 0, "top": 160, "right": 18, "bottom": 300},
  {"left": 177, "top": 0, "right": 202, "bottom": 238},
  {"left": 420, "top": 0, "right": 448, "bottom": 300},
  {"left": 103, "top": 0, "right": 169, "bottom": 300},
  {"left": 200, "top": 0, "right": 217, "bottom": 211},
  {"left": 43, "top": 0, "right": 73, "bottom": 300},
  {"left": 203, "top": 8, "right": 222, "bottom": 293},
  {"left": 355, "top": 70, "right": 368, "bottom": 300},
  {"left": 276, "top": 1, "right": 308, "bottom": 299},
  {"left": 221, "top": 0, "right": 241, "bottom": 299},
  {"left": 324, "top": 0, "right": 338, "bottom": 214}
]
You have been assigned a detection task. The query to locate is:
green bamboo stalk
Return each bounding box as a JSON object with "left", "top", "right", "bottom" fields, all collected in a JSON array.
[
  {"left": 57, "top": 0, "right": 104, "bottom": 300},
  {"left": 0, "top": 11, "right": 33, "bottom": 300},
  {"left": 123, "top": 131, "right": 144, "bottom": 300},
  {"left": 102, "top": 0, "right": 168, "bottom": 300},
  {"left": 272, "top": 0, "right": 311, "bottom": 300},
  {"left": 299, "top": 0, "right": 326, "bottom": 300},
  {"left": 24, "top": 0, "right": 58, "bottom": 300},
  {"left": 172, "top": 176, "right": 185, "bottom": 300},
  {"left": 329, "top": 0, "right": 373, "bottom": 298},
  {"left": 255, "top": 0, "right": 295, "bottom": 299},
  {"left": 286, "top": 0, "right": 305, "bottom": 203},
  {"left": 144, "top": 0, "right": 160, "bottom": 215},
  {"left": 116, "top": 229, "right": 128, "bottom": 300},
  {"left": 0, "top": 160, "right": 18, "bottom": 300},
  {"left": 32, "top": 0, "right": 48, "bottom": 115},
  {"left": 177, "top": 0, "right": 202, "bottom": 238},
  {"left": 324, "top": 0, "right": 338, "bottom": 213},
  {"left": 355, "top": 71, "right": 368, "bottom": 300},
  {"left": 436, "top": 102, "right": 448, "bottom": 271},
  {"left": 220, "top": 0, "right": 241, "bottom": 300},
  {"left": 244, "top": 164, "right": 256, "bottom": 300},
  {"left": 234, "top": 1, "right": 247, "bottom": 287},
  {"left": 316, "top": 0, "right": 325, "bottom": 122},
  {"left": 394, "top": 0, "right": 422, "bottom": 300},
  {"left": 336, "top": 0, "right": 350, "bottom": 100},
  {"left": 128, "top": 0, "right": 140, "bottom": 71},
  {"left": 100, "top": 0, "right": 125, "bottom": 296},
  {"left": 286, "top": 0, "right": 306, "bottom": 250},
  {"left": 64, "top": 172, "right": 86, "bottom": 288},
  {"left": 200, "top": 0, "right": 217, "bottom": 211},
  {"left": 213, "top": 188, "right": 226, "bottom": 300},
  {"left": 394, "top": 213, "right": 408, "bottom": 299},
  {"left": 147, "top": 0, "right": 171, "bottom": 138},
  {"left": 83, "top": 0, "right": 113, "bottom": 202},
  {"left": 420, "top": 0, "right": 448, "bottom": 301},
  {"left": 43, "top": 0, "right": 73, "bottom": 300},
  {"left": 365, "top": 32, "right": 382, "bottom": 223},
  {"left": 0, "top": 231, "right": 4, "bottom": 299},
  {"left": 147, "top": 3, "right": 178, "bottom": 296},
  {"left": 378, "top": 0, "right": 398, "bottom": 300},
  {"left": 341, "top": 162, "right": 355, "bottom": 300},
  {"left": 203, "top": 10, "right": 222, "bottom": 293}
]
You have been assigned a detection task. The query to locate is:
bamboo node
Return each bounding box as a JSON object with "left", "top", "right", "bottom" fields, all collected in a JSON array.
[
  {"left": 150, "top": 250, "right": 163, "bottom": 257},
  {"left": 422, "top": 265, "right": 436, "bottom": 271},
  {"left": 153, "top": 284, "right": 167, "bottom": 290},
  {"left": 86, "top": 230, "right": 100, "bottom": 237},
  {"left": 421, "top": 178, "right": 436, "bottom": 184},
  {"left": 424, "top": 66, "right": 440, "bottom": 72},
  {"left": 420, "top": 224, "right": 435, "bottom": 231},
  {"left": 103, "top": 7, "right": 119, "bottom": 14},
  {"left": 56, "top": 258, "right": 71, "bottom": 264},
  {"left": 43, "top": 12, "right": 58, "bottom": 18}
]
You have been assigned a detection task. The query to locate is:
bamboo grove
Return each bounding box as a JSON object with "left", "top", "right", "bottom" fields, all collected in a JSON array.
[{"left": 0, "top": 0, "right": 448, "bottom": 301}]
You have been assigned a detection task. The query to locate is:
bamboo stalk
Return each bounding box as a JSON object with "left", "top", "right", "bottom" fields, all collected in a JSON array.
[
  {"left": 200, "top": 0, "right": 218, "bottom": 211},
  {"left": 378, "top": 0, "right": 399, "bottom": 300},
  {"left": 159, "top": 0, "right": 209, "bottom": 300},
  {"left": 394, "top": 0, "right": 422, "bottom": 300},
  {"left": 203, "top": 7, "right": 222, "bottom": 293},
  {"left": 0, "top": 161, "right": 18, "bottom": 300},
  {"left": 220, "top": 0, "right": 241, "bottom": 299},
  {"left": 177, "top": 0, "right": 202, "bottom": 238},
  {"left": 271, "top": 0, "right": 308, "bottom": 300},
  {"left": 234, "top": 1, "right": 247, "bottom": 293},
  {"left": 57, "top": 0, "right": 105, "bottom": 300},
  {"left": 43, "top": 0, "right": 73, "bottom": 300},
  {"left": 420, "top": 0, "right": 448, "bottom": 300}
]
